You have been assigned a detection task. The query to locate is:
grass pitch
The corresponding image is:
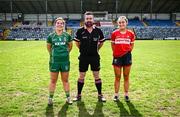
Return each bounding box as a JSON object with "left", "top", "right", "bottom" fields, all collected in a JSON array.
[{"left": 0, "top": 40, "right": 179, "bottom": 116}]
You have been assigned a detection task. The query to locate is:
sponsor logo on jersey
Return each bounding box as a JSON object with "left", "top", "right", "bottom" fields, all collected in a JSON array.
[
  {"left": 115, "top": 38, "right": 130, "bottom": 44},
  {"left": 55, "top": 42, "right": 66, "bottom": 45}
]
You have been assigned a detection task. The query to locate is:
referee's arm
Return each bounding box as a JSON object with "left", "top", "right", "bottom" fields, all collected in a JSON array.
[
  {"left": 98, "top": 29, "right": 105, "bottom": 50},
  {"left": 74, "top": 38, "right": 80, "bottom": 49},
  {"left": 98, "top": 40, "right": 104, "bottom": 50}
]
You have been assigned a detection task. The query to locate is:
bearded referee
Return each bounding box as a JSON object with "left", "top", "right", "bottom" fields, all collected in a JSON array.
[{"left": 73, "top": 12, "right": 106, "bottom": 102}]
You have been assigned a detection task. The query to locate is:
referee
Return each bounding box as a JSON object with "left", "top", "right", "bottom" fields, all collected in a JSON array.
[{"left": 73, "top": 12, "right": 106, "bottom": 102}]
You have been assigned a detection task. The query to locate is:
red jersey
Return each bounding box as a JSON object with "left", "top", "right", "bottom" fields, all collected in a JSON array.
[{"left": 111, "top": 29, "right": 135, "bottom": 57}]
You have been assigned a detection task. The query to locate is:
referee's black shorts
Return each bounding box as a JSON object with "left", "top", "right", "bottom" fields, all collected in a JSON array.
[
  {"left": 78, "top": 56, "right": 100, "bottom": 72},
  {"left": 112, "top": 52, "right": 132, "bottom": 67}
]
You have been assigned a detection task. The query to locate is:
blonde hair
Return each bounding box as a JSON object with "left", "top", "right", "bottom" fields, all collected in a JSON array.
[
  {"left": 117, "top": 16, "right": 128, "bottom": 24},
  {"left": 55, "top": 17, "right": 65, "bottom": 24}
]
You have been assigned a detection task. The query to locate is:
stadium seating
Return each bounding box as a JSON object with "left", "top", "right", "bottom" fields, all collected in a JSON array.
[
  {"left": 5, "top": 18, "right": 180, "bottom": 40},
  {"left": 134, "top": 26, "right": 180, "bottom": 39},
  {"left": 66, "top": 20, "right": 80, "bottom": 27},
  {"left": 7, "top": 27, "right": 52, "bottom": 40},
  {"left": 0, "top": 29, "right": 3, "bottom": 39},
  {"left": 7, "top": 26, "right": 180, "bottom": 40},
  {"left": 144, "top": 20, "right": 176, "bottom": 26},
  {"left": 128, "top": 19, "right": 144, "bottom": 26},
  {"left": 0, "top": 21, "right": 13, "bottom": 28}
]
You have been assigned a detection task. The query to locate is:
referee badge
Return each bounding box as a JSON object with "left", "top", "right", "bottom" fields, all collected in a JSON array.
[{"left": 93, "top": 37, "right": 98, "bottom": 41}]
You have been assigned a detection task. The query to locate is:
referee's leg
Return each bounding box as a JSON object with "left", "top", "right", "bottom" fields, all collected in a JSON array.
[
  {"left": 91, "top": 57, "right": 106, "bottom": 102},
  {"left": 73, "top": 57, "right": 88, "bottom": 101}
]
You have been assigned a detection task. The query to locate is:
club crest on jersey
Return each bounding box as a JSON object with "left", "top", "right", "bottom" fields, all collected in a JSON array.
[
  {"left": 64, "top": 37, "right": 67, "bottom": 42},
  {"left": 93, "top": 37, "right": 98, "bottom": 41},
  {"left": 114, "top": 59, "right": 117, "bottom": 63},
  {"left": 65, "top": 65, "right": 68, "bottom": 70}
]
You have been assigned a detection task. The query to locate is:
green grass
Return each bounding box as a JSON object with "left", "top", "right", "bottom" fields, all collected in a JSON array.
[{"left": 0, "top": 40, "right": 180, "bottom": 117}]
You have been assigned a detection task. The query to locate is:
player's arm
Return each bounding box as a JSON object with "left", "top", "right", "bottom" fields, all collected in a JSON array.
[
  {"left": 47, "top": 43, "right": 51, "bottom": 55},
  {"left": 47, "top": 34, "right": 52, "bottom": 54},
  {"left": 74, "top": 29, "right": 81, "bottom": 49},
  {"left": 130, "top": 43, "right": 134, "bottom": 51},
  {"left": 129, "top": 30, "right": 135, "bottom": 51},
  {"left": 68, "top": 41, "right": 73, "bottom": 52},
  {"left": 111, "top": 42, "right": 115, "bottom": 52},
  {"left": 111, "top": 32, "right": 115, "bottom": 52}
]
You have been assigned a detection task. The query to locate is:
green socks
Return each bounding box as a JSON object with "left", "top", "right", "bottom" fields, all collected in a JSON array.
[
  {"left": 65, "top": 91, "right": 70, "bottom": 98},
  {"left": 49, "top": 91, "right": 70, "bottom": 98},
  {"left": 49, "top": 91, "right": 54, "bottom": 98}
]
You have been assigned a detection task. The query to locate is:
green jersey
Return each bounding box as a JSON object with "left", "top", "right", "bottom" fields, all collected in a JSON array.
[{"left": 47, "top": 32, "right": 72, "bottom": 63}]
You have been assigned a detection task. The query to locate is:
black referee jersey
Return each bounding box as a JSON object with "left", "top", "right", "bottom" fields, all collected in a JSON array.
[{"left": 74, "top": 27, "right": 105, "bottom": 57}]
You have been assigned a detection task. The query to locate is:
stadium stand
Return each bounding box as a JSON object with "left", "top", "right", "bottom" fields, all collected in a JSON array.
[
  {"left": 144, "top": 20, "right": 176, "bottom": 26},
  {"left": 6, "top": 25, "right": 180, "bottom": 40},
  {"left": 0, "top": 0, "right": 180, "bottom": 40},
  {"left": 7, "top": 27, "right": 52, "bottom": 40},
  {"left": 134, "top": 26, "right": 180, "bottom": 39},
  {"left": 0, "top": 29, "right": 3, "bottom": 39},
  {"left": 128, "top": 19, "right": 144, "bottom": 26},
  {"left": 66, "top": 20, "right": 80, "bottom": 27}
]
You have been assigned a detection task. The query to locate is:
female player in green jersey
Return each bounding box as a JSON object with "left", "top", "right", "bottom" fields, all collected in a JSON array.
[{"left": 47, "top": 17, "right": 73, "bottom": 105}]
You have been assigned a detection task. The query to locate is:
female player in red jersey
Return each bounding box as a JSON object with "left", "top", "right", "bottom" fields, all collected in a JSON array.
[{"left": 111, "top": 16, "right": 135, "bottom": 102}]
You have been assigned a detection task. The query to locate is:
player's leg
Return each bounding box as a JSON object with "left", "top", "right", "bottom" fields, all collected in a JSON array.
[
  {"left": 123, "top": 65, "right": 131, "bottom": 102},
  {"left": 48, "top": 72, "right": 59, "bottom": 106},
  {"left": 60, "top": 71, "right": 72, "bottom": 104},
  {"left": 123, "top": 52, "right": 132, "bottom": 102},
  {"left": 113, "top": 65, "right": 122, "bottom": 101},
  {"left": 48, "top": 62, "right": 61, "bottom": 105},
  {"left": 91, "top": 57, "right": 106, "bottom": 102}
]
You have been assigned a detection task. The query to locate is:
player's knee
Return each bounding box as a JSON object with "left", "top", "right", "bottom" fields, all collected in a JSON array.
[
  {"left": 62, "top": 78, "right": 68, "bottom": 83},
  {"left": 123, "top": 73, "right": 129, "bottom": 78},
  {"left": 51, "top": 79, "right": 57, "bottom": 84},
  {"left": 123, "top": 75, "right": 129, "bottom": 81},
  {"left": 115, "top": 73, "right": 121, "bottom": 79},
  {"left": 115, "top": 77, "right": 121, "bottom": 82}
]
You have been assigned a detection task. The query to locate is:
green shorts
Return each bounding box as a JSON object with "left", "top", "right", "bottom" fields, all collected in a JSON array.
[{"left": 49, "top": 61, "right": 70, "bottom": 72}]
